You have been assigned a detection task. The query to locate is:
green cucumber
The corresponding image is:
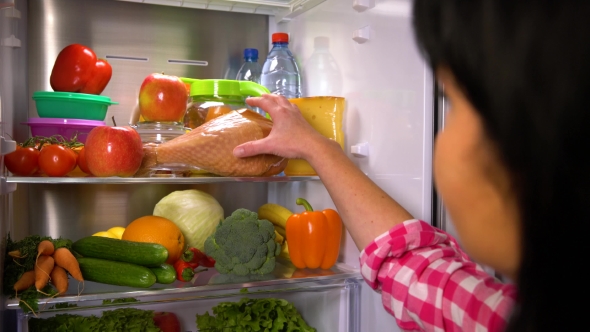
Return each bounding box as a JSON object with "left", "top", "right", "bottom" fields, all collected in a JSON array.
[
  {"left": 149, "top": 263, "right": 176, "bottom": 284},
  {"left": 77, "top": 257, "right": 156, "bottom": 288},
  {"left": 73, "top": 236, "right": 168, "bottom": 266}
]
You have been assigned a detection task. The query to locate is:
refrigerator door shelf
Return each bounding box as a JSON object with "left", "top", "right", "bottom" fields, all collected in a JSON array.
[
  {"left": 0, "top": 136, "right": 16, "bottom": 156},
  {"left": 352, "top": 0, "right": 375, "bottom": 12},
  {"left": 0, "top": 136, "right": 17, "bottom": 194},
  {"left": 352, "top": 26, "right": 371, "bottom": 44},
  {"left": 351, "top": 142, "right": 370, "bottom": 158}
]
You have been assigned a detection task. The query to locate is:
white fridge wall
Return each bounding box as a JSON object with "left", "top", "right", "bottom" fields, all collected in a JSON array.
[{"left": 269, "top": 0, "right": 434, "bottom": 330}]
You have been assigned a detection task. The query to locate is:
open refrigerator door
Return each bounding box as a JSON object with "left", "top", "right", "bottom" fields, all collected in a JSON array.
[{"left": 272, "top": 0, "right": 433, "bottom": 330}]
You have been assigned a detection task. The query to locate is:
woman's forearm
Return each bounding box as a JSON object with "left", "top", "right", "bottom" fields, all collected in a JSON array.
[
  {"left": 235, "top": 94, "right": 412, "bottom": 249},
  {"left": 306, "top": 138, "right": 413, "bottom": 250}
]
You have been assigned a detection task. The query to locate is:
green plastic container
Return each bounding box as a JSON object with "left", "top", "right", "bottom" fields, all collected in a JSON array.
[
  {"left": 32, "top": 91, "right": 119, "bottom": 121},
  {"left": 179, "top": 78, "right": 270, "bottom": 129}
]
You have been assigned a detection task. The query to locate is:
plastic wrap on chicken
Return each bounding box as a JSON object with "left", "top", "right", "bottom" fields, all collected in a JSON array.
[{"left": 137, "top": 109, "right": 287, "bottom": 177}]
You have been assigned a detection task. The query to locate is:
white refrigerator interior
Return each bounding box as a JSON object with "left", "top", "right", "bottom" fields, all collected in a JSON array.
[
  {"left": 271, "top": 0, "right": 434, "bottom": 330},
  {"left": 0, "top": 0, "right": 434, "bottom": 331}
]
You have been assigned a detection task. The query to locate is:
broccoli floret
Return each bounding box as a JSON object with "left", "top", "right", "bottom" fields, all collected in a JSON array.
[{"left": 204, "top": 208, "right": 281, "bottom": 276}]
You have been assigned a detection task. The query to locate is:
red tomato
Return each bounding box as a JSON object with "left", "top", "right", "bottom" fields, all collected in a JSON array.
[
  {"left": 38, "top": 145, "right": 77, "bottom": 177},
  {"left": 49, "top": 44, "right": 112, "bottom": 95},
  {"left": 76, "top": 147, "right": 92, "bottom": 175},
  {"left": 3, "top": 146, "right": 40, "bottom": 176},
  {"left": 67, "top": 146, "right": 79, "bottom": 164},
  {"left": 153, "top": 312, "right": 181, "bottom": 332}
]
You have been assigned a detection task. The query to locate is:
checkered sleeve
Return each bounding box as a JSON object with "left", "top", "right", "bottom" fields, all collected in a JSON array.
[{"left": 359, "top": 219, "right": 517, "bottom": 332}]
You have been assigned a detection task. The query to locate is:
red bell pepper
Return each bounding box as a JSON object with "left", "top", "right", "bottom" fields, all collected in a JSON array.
[{"left": 50, "top": 44, "right": 113, "bottom": 95}]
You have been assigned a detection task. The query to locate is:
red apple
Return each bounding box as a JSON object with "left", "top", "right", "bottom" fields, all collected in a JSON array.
[
  {"left": 84, "top": 126, "right": 144, "bottom": 177},
  {"left": 138, "top": 73, "right": 188, "bottom": 122}
]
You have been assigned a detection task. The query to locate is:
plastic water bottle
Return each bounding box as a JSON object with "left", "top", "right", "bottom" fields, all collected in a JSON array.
[
  {"left": 236, "top": 48, "right": 262, "bottom": 83},
  {"left": 261, "top": 32, "right": 302, "bottom": 99},
  {"left": 236, "top": 48, "right": 264, "bottom": 115}
]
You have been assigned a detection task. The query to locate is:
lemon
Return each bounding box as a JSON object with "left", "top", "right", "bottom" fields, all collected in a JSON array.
[
  {"left": 106, "top": 226, "right": 126, "bottom": 239},
  {"left": 93, "top": 231, "right": 117, "bottom": 238}
]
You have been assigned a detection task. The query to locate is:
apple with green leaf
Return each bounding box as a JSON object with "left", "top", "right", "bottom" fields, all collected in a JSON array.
[
  {"left": 84, "top": 125, "right": 144, "bottom": 177},
  {"left": 138, "top": 73, "right": 188, "bottom": 123}
]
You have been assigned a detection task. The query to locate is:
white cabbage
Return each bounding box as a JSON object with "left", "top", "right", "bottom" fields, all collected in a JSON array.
[{"left": 153, "top": 189, "right": 224, "bottom": 251}]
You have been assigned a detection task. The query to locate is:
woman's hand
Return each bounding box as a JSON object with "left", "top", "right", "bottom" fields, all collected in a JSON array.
[{"left": 233, "top": 94, "right": 329, "bottom": 161}]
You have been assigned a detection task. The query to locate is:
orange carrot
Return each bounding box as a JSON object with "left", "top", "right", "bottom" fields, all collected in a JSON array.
[
  {"left": 9, "top": 250, "right": 24, "bottom": 258},
  {"left": 35, "top": 255, "right": 54, "bottom": 291},
  {"left": 50, "top": 265, "right": 68, "bottom": 295},
  {"left": 13, "top": 270, "right": 36, "bottom": 293},
  {"left": 53, "top": 248, "right": 83, "bottom": 282},
  {"left": 36, "top": 240, "right": 55, "bottom": 260}
]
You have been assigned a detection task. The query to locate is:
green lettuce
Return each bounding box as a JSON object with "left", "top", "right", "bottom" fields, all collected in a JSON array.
[
  {"left": 196, "top": 297, "right": 317, "bottom": 332},
  {"left": 28, "top": 308, "right": 160, "bottom": 332}
]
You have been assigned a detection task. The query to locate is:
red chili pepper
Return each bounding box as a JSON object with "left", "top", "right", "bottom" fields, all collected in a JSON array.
[
  {"left": 181, "top": 247, "right": 204, "bottom": 268},
  {"left": 173, "top": 259, "right": 195, "bottom": 282},
  {"left": 200, "top": 255, "right": 216, "bottom": 268},
  {"left": 182, "top": 247, "right": 216, "bottom": 268}
]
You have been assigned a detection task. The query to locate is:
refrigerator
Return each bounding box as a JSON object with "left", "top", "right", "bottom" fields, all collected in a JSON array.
[{"left": 0, "top": 0, "right": 436, "bottom": 331}]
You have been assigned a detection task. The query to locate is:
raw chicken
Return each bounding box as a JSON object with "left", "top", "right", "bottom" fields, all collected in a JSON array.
[{"left": 137, "top": 109, "right": 287, "bottom": 177}]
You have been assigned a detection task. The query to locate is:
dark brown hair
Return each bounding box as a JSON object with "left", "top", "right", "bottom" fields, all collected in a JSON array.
[{"left": 413, "top": 1, "right": 590, "bottom": 330}]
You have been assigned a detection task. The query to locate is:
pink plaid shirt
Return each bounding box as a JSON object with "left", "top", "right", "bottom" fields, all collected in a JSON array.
[{"left": 359, "top": 219, "right": 517, "bottom": 332}]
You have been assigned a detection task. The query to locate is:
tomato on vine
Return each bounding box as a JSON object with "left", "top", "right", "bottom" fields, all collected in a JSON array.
[
  {"left": 76, "top": 146, "right": 92, "bottom": 175},
  {"left": 4, "top": 134, "right": 84, "bottom": 177},
  {"left": 4, "top": 146, "right": 40, "bottom": 176},
  {"left": 38, "top": 144, "right": 77, "bottom": 177}
]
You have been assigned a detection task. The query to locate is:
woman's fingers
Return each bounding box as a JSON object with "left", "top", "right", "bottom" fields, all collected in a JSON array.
[
  {"left": 233, "top": 140, "right": 267, "bottom": 158},
  {"left": 236, "top": 94, "right": 322, "bottom": 160},
  {"left": 246, "top": 94, "right": 299, "bottom": 117}
]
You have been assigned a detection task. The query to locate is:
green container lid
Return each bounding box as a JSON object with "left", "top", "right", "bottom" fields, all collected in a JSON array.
[
  {"left": 32, "top": 91, "right": 119, "bottom": 121},
  {"left": 32, "top": 91, "right": 118, "bottom": 104},
  {"left": 180, "top": 78, "right": 270, "bottom": 98}
]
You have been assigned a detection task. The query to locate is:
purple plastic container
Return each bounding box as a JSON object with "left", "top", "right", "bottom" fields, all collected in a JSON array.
[{"left": 22, "top": 118, "right": 106, "bottom": 143}]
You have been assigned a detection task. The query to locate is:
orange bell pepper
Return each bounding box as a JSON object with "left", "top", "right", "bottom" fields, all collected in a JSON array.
[{"left": 286, "top": 198, "right": 343, "bottom": 270}]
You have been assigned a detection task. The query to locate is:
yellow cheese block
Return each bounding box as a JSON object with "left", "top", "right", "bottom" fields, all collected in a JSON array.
[{"left": 286, "top": 96, "right": 345, "bottom": 176}]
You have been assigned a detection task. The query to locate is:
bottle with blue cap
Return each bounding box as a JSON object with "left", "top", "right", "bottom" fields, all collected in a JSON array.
[{"left": 236, "top": 48, "right": 262, "bottom": 84}]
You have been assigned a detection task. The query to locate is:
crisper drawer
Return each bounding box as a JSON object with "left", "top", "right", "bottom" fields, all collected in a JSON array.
[{"left": 14, "top": 265, "right": 362, "bottom": 332}]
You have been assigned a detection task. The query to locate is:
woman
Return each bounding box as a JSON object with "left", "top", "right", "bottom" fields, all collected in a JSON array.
[{"left": 235, "top": 0, "right": 587, "bottom": 331}]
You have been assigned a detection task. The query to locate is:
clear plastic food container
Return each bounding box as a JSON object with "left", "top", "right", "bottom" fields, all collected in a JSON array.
[{"left": 181, "top": 78, "right": 269, "bottom": 129}]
